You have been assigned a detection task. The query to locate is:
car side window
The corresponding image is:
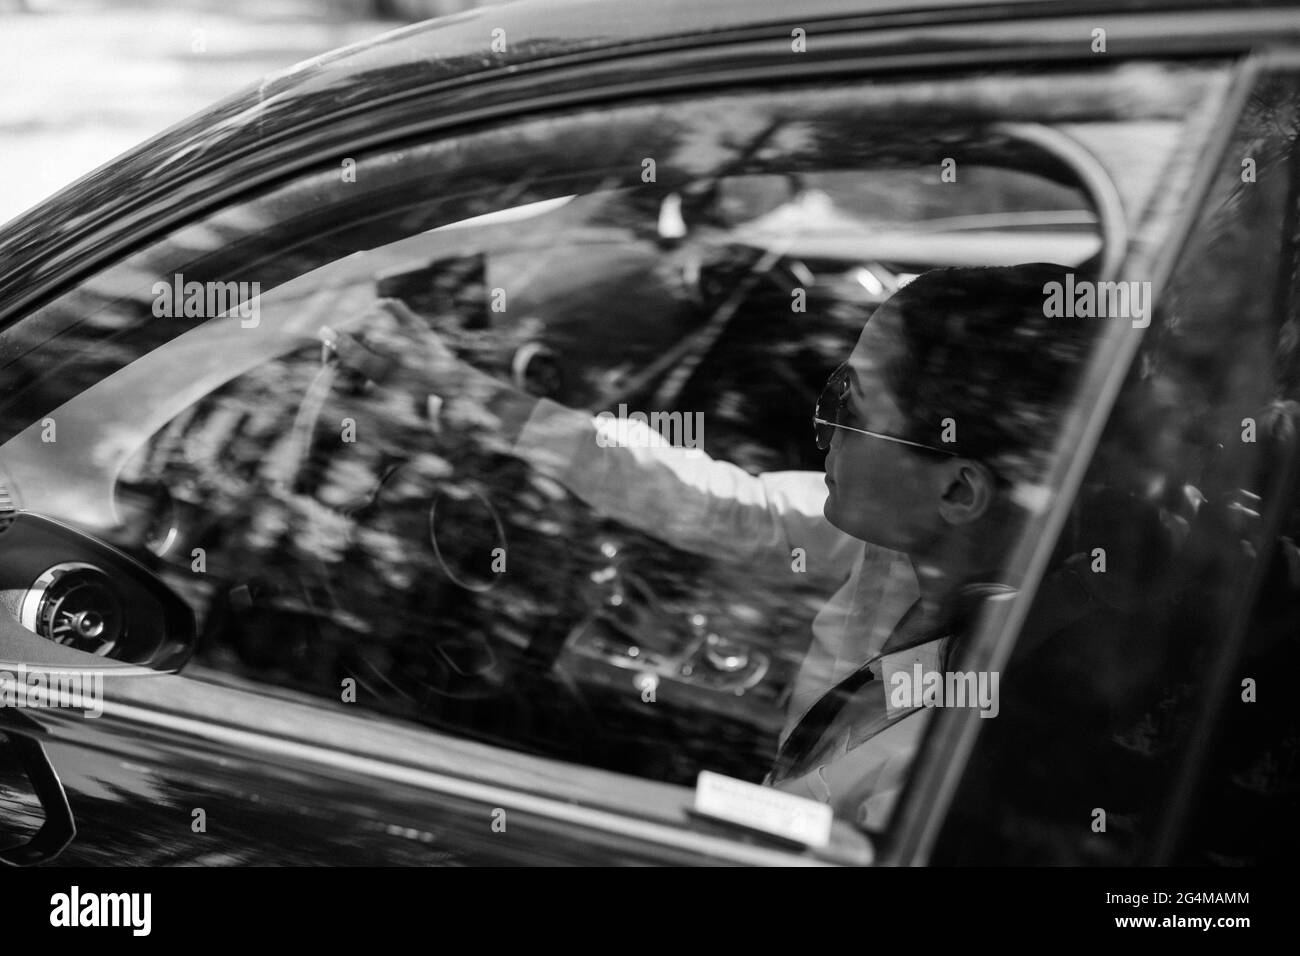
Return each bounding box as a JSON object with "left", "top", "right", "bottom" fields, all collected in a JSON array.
[{"left": 0, "top": 64, "right": 1228, "bottom": 832}]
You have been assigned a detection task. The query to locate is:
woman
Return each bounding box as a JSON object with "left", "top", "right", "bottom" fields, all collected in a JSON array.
[
  {"left": 760, "top": 262, "right": 1096, "bottom": 824},
  {"left": 382, "top": 261, "right": 1096, "bottom": 827}
]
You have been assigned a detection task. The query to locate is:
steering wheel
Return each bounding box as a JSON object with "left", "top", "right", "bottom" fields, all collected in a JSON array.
[{"left": 263, "top": 304, "right": 600, "bottom": 713}]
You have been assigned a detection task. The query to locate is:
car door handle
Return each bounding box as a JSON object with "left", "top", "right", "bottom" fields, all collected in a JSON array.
[{"left": 0, "top": 712, "right": 76, "bottom": 867}]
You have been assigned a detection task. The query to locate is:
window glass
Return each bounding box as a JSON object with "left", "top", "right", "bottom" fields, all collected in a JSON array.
[{"left": 0, "top": 64, "right": 1228, "bottom": 835}]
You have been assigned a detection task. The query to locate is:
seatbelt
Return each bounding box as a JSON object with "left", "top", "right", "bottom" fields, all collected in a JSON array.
[
  {"left": 769, "top": 646, "right": 890, "bottom": 784},
  {"left": 769, "top": 596, "right": 933, "bottom": 783},
  {"left": 768, "top": 574, "right": 1102, "bottom": 786}
]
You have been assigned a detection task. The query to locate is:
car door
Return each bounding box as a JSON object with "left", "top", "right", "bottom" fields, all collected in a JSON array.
[
  {"left": 896, "top": 52, "right": 1300, "bottom": 867},
  {"left": 0, "top": 23, "right": 1250, "bottom": 865}
]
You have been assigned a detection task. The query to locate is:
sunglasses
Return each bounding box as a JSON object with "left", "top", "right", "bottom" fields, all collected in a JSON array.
[{"left": 813, "top": 362, "right": 957, "bottom": 456}]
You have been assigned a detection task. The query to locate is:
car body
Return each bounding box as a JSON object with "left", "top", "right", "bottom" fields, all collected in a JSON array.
[{"left": 0, "top": 0, "right": 1298, "bottom": 866}]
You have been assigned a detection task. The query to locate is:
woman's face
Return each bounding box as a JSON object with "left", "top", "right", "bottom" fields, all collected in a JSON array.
[{"left": 821, "top": 308, "right": 949, "bottom": 554}]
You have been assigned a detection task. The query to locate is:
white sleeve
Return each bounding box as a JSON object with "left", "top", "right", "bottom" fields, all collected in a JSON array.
[{"left": 510, "top": 397, "right": 860, "bottom": 580}]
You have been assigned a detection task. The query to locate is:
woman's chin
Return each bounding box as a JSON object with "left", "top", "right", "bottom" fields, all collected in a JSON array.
[
  {"left": 825, "top": 506, "right": 893, "bottom": 548},
  {"left": 823, "top": 499, "right": 854, "bottom": 535}
]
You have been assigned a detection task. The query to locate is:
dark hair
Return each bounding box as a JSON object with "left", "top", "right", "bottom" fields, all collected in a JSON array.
[{"left": 879, "top": 263, "right": 1098, "bottom": 488}]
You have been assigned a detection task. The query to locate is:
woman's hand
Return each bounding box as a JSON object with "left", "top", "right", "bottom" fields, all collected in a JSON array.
[{"left": 360, "top": 297, "right": 541, "bottom": 446}]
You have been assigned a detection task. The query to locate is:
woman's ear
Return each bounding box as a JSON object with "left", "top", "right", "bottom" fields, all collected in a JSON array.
[{"left": 937, "top": 459, "right": 997, "bottom": 525}]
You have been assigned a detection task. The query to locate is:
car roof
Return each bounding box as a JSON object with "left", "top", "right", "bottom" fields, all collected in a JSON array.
[
  {"left": 276, "top": 0, "right": 1294, "bottom": 76},
  {"left": 1, "top": 0, "right": 1296, "bottom": 325}
]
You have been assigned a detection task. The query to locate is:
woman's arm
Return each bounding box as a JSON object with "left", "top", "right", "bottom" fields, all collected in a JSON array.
[
  {"left": 374, "top": 297, "right": 860, "bottom": 579},
  {"left": 510, "top": 397, "right": 859, "bottom": 579}
]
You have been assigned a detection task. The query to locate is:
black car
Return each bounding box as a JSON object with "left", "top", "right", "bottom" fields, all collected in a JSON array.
[{"left": 0, "top": 0, "right": 1298, "bottom": 866}]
